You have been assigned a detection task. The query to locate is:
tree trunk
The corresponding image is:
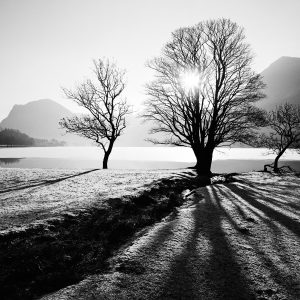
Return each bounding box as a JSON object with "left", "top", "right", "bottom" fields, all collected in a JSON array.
[
  {"left": 102, "top": 140, "right": 114, "bottom": 169},
  {"left": 193, "top": 147, "right": 214, "bottom": 176},
  {"left": 273, "top": 142, "right": 293, "bottom": 173},
  {"left": 274, "top": 153, "right": 283, "bottom": 173},
  {"left": 103, "top": 152, "right": 109, "bottom": 169}
]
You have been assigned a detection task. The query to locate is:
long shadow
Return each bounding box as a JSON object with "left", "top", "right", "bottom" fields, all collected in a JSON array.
[
  {"left": 116, "top": 213, "right": 179, "bottom": 271},
  {"left": 158, "top": 202, "right": 206, "bottom": 299},
  {"left": 226, "top": 184, "right": 300, "bottom": 237},
  {"left": 201, "top": 190, "right": 254, "bottom": 299},
  {"left": 174, "top": 170, "right": 197, "bottom": 179},
  {"left": 219, "top": 183, "right": 300, "bottom": 299},
  {"left": 235, "top": 177, "right": 299, "bottom": 191},
  {"left": 211, "top": 185, "right": 251, "bottom": 231},
  {"left": 214, "top": 184, "right": 288, "bottom": 247},
  {"left": 0, "top": 169, "right": 100, "bottom": 194},
  {"left": 235, "top": 182, "right": 300, "bottom": 212},
  {"left": 239, "top": 184, "right": 300, "bottom": 215},
  {"left": 160, "top": 188, "right": 254, "bottom": 299},
  {"left": 213, "top": 184, "right": 281, "bottom": 224}
]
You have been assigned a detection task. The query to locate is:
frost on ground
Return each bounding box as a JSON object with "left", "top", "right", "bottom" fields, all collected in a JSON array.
[
  {"left": 1, "top": 167, "right": 203, "bottom": 300},
  {"left": 41, "top": 172, "right": 300, "bottom": 300},
  {"left": 0, "top": 168, "right": 189, "bottom": 234}
]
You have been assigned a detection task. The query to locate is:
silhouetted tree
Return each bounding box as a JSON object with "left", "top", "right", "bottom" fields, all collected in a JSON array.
[
  {"left": 257, "top": 103, "right": 300, "bottom": 173},
  {"left": 144, "top": 18, "right": 265, "bottom": 175},
  {"left": 60, "top": 58, "right": 130, "bottom": 169}
]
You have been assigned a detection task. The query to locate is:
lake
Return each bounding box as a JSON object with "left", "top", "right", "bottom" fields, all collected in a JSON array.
[{"left": 0, "top": 146, "right": 300, "bottom": 173}]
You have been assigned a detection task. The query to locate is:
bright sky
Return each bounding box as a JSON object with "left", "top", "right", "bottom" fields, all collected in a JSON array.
[{"left": 0, "top": 0, "right": 300, "bottom": 120}]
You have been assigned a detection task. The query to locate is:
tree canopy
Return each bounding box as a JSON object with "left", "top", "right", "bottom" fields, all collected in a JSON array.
[
  {"left": 257, "top": 103, "right": 300, "bottom": 172},
  {"left": 0, "top": 128, "right": 34, "bottom": 146},
  {"left": 144, "top": 18, "right": 265, "bottom": 175},
  {"left": 60, "top": 58, "right": 131, "bottom": 169}
]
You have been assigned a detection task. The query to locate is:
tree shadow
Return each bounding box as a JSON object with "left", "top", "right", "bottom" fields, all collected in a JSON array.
[
  {"left": 226, "top": 184, "right": 300, "bottom": 237},
  {"left": 234, "top": 180, "right": 300, "bottom": 212},
  {"left": 158, "top": 178, "right": 300, "bottom": 299},
  {"left": 160, "top": 189, "right": 254, "bottom": 299},
  {"left": 221, "top": 182, "right": 300, "bottom": 299},
  {"left": 36, "top": 177, "right": 299, "bottom": 300},
  {"left": 115, "top": 214, "right": 179, "bottom": 272},
  {"left": 0, "top": 168, "right": 100, "bottom": 194}
]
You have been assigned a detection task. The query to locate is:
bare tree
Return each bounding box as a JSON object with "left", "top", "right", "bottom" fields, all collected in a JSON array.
[
  {"left": 60, "top": 58, "right": 130, "bottom": 169},
  {"left": 144, "top": 18, "right": 265, "bottom": 175},
  {"left": 257, "top": 103, "right": 300, "bottom": 173}
]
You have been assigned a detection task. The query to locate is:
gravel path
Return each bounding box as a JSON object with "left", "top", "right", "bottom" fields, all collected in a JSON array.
[{"left": 41, "top": 172, "right": 300, "bottom": 300}]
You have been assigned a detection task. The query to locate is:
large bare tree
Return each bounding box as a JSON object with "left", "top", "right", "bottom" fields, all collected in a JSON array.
[
  {"left": 144, "top": 18, "right": 265, "bottom": 175},
  {"left": 257, "top": 103, "right": 300, "bottom": 173},
  {"left": 60, "top": 58, "right": 130, "bottom": 169}
]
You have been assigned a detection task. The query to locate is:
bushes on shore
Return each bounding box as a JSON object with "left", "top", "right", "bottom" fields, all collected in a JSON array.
[{"left": 0, "top": 128, "right": 65, "bottom": 147}]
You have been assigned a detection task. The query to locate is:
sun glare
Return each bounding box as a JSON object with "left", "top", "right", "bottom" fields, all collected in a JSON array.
[{"left": 179, "top": 70, "right": 200, "bottom": 91}]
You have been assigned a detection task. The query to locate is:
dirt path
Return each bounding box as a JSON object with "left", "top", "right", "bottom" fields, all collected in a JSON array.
[{"left": 41, "top": 172, "right": 300, "bottom": 300}]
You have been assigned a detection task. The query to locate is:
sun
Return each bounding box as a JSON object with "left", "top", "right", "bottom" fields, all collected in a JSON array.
[{"left": 179, "top": 69, "right": 200, "bottom": 91}]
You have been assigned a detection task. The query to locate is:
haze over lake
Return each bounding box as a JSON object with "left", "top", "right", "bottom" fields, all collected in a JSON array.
[{"left": 0, "top": 146, "right": 299, "bottom": 172}]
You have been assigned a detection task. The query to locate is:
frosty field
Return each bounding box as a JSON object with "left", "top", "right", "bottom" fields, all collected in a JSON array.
[
  {"left": 0, "top": 168, "right": 189, "bottom": 234},
  {"left": 0, "top": 166, "right": 200, "bottom": 300},
  {"left": 41, "top": 172, "right": 300, "bottom": 300},
  {"left": 1, "top": 166, "right": 300, "bottom": 300}
]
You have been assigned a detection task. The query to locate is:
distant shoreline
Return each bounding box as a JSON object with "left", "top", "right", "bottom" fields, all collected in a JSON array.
[
  {"left": 0, "top": 157, "right": 299, "bottom": 173},
  {"left": 0, "top": 145, "right": 64, "bottom": 148}
]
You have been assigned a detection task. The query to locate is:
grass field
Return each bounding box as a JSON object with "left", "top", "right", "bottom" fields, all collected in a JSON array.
[
  {"left": 0, "top": 167, "right": 201, "bottom": 299},
  {"left": 0, "top": 168, "right": 191, "bottom": 234}
]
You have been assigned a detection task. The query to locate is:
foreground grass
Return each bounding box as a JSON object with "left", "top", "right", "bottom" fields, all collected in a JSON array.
[
  {"left": 0, "top": 168, "right": 207, "bottom": 300},
  {"left": 41, "top": 172, "right": 300, "bottom": 300},
  {"left": 0, "top": 168, "right": 200, "bottom": 234}
]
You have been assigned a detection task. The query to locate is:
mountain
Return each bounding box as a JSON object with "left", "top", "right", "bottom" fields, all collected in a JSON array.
[
  {"left": 260, "top": 56, "right": 300, "bottom": 109},
  {"left": 0, "top": 99, "right": 84, "bottom": 145},
  {"left": 0, "top": 99, "right": 151, "bottom": 146}
]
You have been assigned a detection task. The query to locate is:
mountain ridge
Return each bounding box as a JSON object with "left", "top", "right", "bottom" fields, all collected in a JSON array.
[
  {"left": 0, "top": 99, "right": 149, "bottom": 146},
  {"left": 0, "top": 99, "right": 84, "bottom": 144},
  {"left": 260, "top": 56, "right": 300, "bottom": 108}
]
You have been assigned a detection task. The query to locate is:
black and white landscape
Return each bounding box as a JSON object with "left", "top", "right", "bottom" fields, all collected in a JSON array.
[{"left": 0, "top": 1, "right": 300, "bottom": 299}]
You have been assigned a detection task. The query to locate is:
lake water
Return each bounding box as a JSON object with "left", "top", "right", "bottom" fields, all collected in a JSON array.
[{"left": 0, "top": 146, "right": 299, "bottom": 173}]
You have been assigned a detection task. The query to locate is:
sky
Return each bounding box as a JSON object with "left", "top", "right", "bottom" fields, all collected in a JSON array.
[{"left": 0, "top": 0, "right": 300, "bottom": 120}]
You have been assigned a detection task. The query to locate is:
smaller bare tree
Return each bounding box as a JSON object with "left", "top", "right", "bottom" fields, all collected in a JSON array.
[
  {"left": 60, "top": 58, "right": 130, "bottom": 169},
  {"left": 257, "top": 103, "right": 300, "bottom": 173}
]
